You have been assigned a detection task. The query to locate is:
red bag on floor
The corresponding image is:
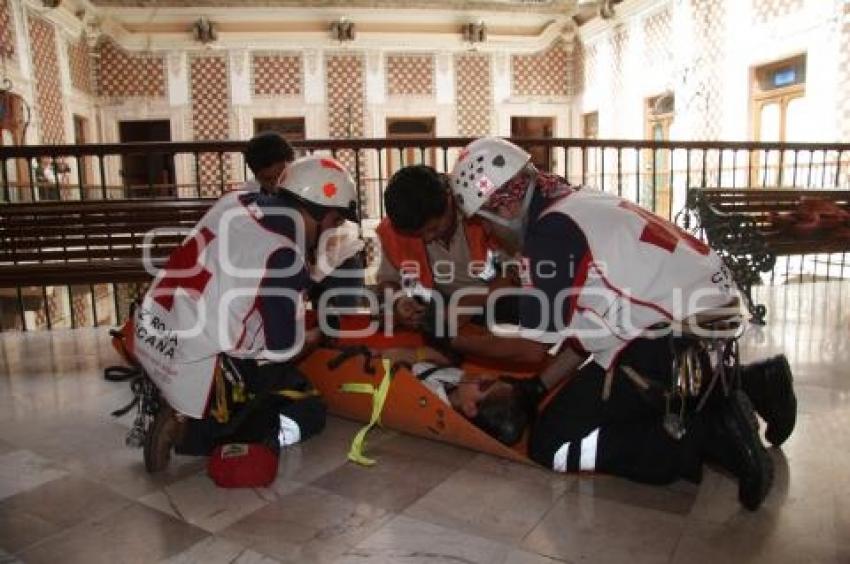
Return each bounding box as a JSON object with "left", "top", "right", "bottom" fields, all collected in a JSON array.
[{"left": 207, "top": 443, "right": 279, "bottom": 488}]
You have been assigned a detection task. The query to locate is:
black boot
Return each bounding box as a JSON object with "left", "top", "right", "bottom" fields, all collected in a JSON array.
[
  {"left": 704, "top": 390, "right": 774, "bottom": 511},
  {"left": 144, "top": 404, "right": 187, "bottom": 473},
  {"left": 740, "top": 355, "right": 797, "bottom": 446}
]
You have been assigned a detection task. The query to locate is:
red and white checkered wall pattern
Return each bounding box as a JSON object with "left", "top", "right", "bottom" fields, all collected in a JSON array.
[
  {"left": 27, "top": 13, "right": 65, "bottom": 144},
  {"left": 455, "top": 52, "right": 492, "bottom": 136},
  {"left": 325, "top": 53, "right": 367, "bottom": 213},
  {"left": 190, "top": 54, "right": 232, "bottom": 196},
  {"left": 68, "top": 37, "right": 93, "bottom": 94},
  {"left": 252, "top": 53, "right": 303, "bottom": 97},
  {"left": 752, "top": 0, "right": 804, "bottom": 24},
  {"left": 511, "top": 40, "right": 572, "bottom": 97},
  {"left": 326, "top": 53, "right": 365, "bottom": 138},
  {"left": 0, "top": 0, "right": 14, "bottom": 58},
  {"left": 96, "top": 39, "right": 166, "bottom": 98},
  {"left": 386, "top": 53, "right": 434, "bottom": 97}
]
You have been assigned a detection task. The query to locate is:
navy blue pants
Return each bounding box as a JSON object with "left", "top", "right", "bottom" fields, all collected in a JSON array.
[
  {"left": 176, "top": 359, "right": 326, "bottom": 456},
  {"left": 529, "top": 338, "right": 709, "bottom": 484}
]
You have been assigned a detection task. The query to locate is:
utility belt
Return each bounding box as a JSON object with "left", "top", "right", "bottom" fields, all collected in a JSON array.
[
  {"left": 208, "top": 355, "right": 320, "bottom": 434},
  {"left": 609, "top": 307, "right": 744, "bottom": 440},
  {"left": 106, "top": 319, "right": 321, "bottom": 451}
]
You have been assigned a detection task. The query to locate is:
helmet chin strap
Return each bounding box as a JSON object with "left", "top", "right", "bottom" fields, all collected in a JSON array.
[{"left": 476, "top": 173, "right": 537, "bottom": 247}]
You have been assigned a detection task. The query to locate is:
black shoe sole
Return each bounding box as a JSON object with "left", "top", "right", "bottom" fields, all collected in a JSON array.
[{"left": 726, "top": 391, "right": 774, "bottom": 511}]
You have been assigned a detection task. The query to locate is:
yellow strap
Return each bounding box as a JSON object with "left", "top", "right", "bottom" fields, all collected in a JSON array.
[
  {"left": 211, "top": 362, "right": 318, "bottom": 424},
  {"left": 341, "top": 358, "right": 393, "bottom": 466},
  {"left": 231, "top": 382, "right": 248, "bottom": 404},
  {"left": 339, "top": 382, "right": 376, "bottom": 395},
  {"left": 273, "top": 388, "right": 321, "bottom": 401},
  {"left": 210, "top": 362, "right": 229, "bottom": 424}
]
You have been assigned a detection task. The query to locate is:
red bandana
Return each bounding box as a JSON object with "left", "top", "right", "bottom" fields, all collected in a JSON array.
[{"left": 484, "top": 171, "right": 574, "bottom": 211}]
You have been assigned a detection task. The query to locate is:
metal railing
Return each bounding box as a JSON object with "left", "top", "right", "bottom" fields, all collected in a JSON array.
[{"left": 2, "top": 136, "right": 849, "bottom": 331}]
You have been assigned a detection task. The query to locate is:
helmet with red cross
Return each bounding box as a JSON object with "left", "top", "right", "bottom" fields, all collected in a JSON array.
[
  {"left": 450, "top": 137, "right": 531, "bottom": 217},
  {"left": 277, "top": 156, "right": 358, "bottom": 221}
]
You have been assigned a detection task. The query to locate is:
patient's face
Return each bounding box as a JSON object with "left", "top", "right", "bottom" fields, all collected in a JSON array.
[
  {"left": 472, "top": 378, "right": 528, "bottom": 446},
  {"left": 477, "top": 379, "right": 514, "bottom": 404}
]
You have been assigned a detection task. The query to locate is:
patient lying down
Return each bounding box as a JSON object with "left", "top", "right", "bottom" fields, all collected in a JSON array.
[{"left": 380, "top": 347, "right": 534, "bottom": 446}]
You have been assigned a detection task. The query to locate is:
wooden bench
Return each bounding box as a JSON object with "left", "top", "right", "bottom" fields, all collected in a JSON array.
[
  {"left": 0, "top": 199, "right": 215, "bottom": 288},
  {"left": 685, "top": 188, "right": 850, "bottom": 323}
]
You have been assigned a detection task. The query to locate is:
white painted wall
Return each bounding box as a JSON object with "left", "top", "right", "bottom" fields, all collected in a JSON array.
[{"left": 578, "top": 0, "right": 846, "bottom": 143}]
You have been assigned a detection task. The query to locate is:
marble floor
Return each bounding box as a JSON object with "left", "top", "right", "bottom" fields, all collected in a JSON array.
[{"left": 0, "top": 282, "right": 849, "bottom": 564}]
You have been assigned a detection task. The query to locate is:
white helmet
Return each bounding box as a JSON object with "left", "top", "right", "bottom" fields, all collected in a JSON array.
[
  {"left": 278, "top": 156, "right": 358, "bottom": 221},
  {"left": 450, "top": 137, "right": 531, "bottom": 217}
]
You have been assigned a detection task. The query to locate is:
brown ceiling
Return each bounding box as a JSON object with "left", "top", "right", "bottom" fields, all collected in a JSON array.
[{"left": 87, "top": 0, "right": 575, "bottom": 13}]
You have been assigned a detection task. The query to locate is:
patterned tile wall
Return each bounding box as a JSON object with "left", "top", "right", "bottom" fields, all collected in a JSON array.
[
  {"left": 511, "top": 40, "right": 572, "bottom": 97},
  {"left": 643, "top": 6, "right": 673, "bottom": 75},
  {"left": 364, "top": 237, "right": 378, "bottom": 274},
  {"left": 454, "top": 52, "right": 492, "bottom": 136},
  {"left": 70, "top": 288, "right": 91, "bottom": 327},
  {"left": 252, "top": 52, "right": 303, "bottom": 97},
  {"left": 68, "top": 37, "right": 93, "bottom": 94},
  {"left": 34, "top": 287, "right": 93, "bottom": 329},
  {"left": 326, "top": 53, "right": 366, "bottom": 138},
  {"left": 27, "top": 13, "right": 65, "bottom": 144},
  {"left": 752, "top": 0, "right": 804, "bottom": 24},
  {"left": 96, "top": 39, "right": 166, "bottom": 98},
  {"left": 190, "top": 55, "right": 231, "bottom": 196},
  {"left": 116, "top": 282, "right": 148, "bottom": 324},
  {"left": 689, "top": 0, "right": 727, "bottom": 141},
  {"left": 581, "top": 41, "right": 599, "bottom": 98},
  {"left": 35, "top": 290, "right": 64, "bottom": 329},
  {"left": 386, "top": 53, "right": 434, "bottom": 97},
  {"left": 325, "top": 53, "right": 366, "bottom": 214},
  {"left": 610, "top": 26, "right": 628, "bottom": 90},
  {"left": 0, "top": 0, "right": 14, "bottom": 58},
  {"left": 572, "top": 38, "right": 585, "bottom": 94},
  {"left": 609, "top": 25, "right": 629, "bottom": 135},
  {"left": 839, "top": 0, "right": 850, "bottom": 186},
  {"left": 37, "top": 284, "right": 137, "bottom": 329}
]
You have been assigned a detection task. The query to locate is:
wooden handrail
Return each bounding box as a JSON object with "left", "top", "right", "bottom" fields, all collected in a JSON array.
[{"left": 1, "top": 137, "right": 849, "bottom": 160}]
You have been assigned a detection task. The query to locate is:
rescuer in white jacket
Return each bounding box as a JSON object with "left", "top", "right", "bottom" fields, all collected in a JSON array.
[
  {"left": 448, "top": 137, "right": 797, "bottom": 511},
  {"left": 136, "top": 155, "right": 359, "bottom": 472}
]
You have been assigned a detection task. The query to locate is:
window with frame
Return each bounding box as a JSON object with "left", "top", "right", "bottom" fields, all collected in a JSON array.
[
  {"left": 750, "top": 54, "right": 806, "bottom": 186},
  {"left": 752, "top": 54, "right": 806, "bottom": 143},
  {"left": 644, "top": 94, "right": 674, "bottom": 217},
  {"left": 582, "top": 111, "right": 600, "bottom": 191},
  {"left": 385, "top": 117, "right": 437, "bottom": 178},
  {"left": 582, "top": 111, "right": 599, "bottom": 139},
  {"left": 253, "top": 117, "right": 306, "bottom": 142}
]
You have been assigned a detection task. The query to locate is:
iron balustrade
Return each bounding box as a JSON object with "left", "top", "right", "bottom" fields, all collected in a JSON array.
[{"left": 1, "top": 137, "right": 849, "bottom": 331}]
